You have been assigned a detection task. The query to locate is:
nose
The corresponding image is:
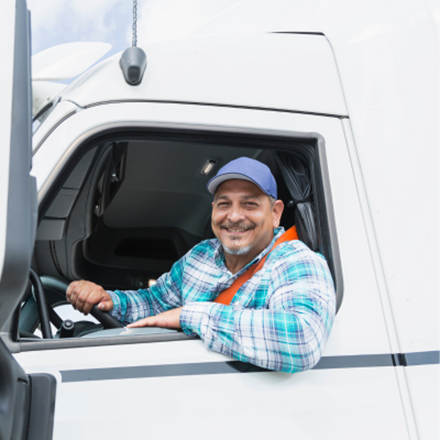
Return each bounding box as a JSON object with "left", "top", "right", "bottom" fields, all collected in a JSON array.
[{"left": 227, "top": 203, "right": 246, "bottom": 223}]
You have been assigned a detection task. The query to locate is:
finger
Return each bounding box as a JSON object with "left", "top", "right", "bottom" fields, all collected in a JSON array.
[
  {"left": 72, "top": 283, "right": 93, "bottom": 312},
  {"left": 67, "top": 280, "right": 87, "bottom": 305},
  {"left": 83, "top": 289, "right": 108, "bottom": 315},
  {"left": 127, "top": 317, "right": 157, "bottom": 328},
  {"left": 66, "top": 281, "right": 80, "bottom": 299},
  {"left": 68, "top": 285, "right": 81, "bottom": 308},
  {"left": 76, "top": 286, "right": 95, "bottom": 313},
  {"left": 82, "top": 290, "right": 100, "bottom": 315}
]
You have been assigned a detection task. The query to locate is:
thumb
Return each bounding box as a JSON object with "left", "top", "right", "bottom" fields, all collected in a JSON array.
[{"left": 98, "top": 297, "right": 113, "bottom": 312}]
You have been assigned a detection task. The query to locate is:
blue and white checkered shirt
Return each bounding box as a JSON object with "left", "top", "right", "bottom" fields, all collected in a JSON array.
[{"left": 108, "top": 227, "right": 336, "bottom": 373}]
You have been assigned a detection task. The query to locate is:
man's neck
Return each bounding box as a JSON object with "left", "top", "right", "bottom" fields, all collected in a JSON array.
[
  {"left": 224, "top": 240, "right": 272, "bottom": 275},
  {"left": 224, "top": 254, "right": 255, "bottom": 275}
]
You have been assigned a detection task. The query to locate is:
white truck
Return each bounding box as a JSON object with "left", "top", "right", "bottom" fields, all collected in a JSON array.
[{"left": 0, "top": 1, "right": 438, "bottom": 439}]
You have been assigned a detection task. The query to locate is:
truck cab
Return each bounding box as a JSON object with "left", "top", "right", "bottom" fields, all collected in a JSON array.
[{"left": 0, "top": 1, "right": 438, "bottom": 439}]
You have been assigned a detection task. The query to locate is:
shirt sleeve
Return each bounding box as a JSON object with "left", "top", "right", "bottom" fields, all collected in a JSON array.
[
  {"left": 107, "top": 255, "right": 186, "bottom": 325},
  {"left": 180, "top": 246, "right": 336, "bottom": 373}
]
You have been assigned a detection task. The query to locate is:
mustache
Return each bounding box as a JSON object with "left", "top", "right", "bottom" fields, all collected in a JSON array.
[{"left": 220, "top": 221, "right": 255, "bottom": 231}]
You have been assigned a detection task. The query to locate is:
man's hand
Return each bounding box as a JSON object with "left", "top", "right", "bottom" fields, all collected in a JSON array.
[
  {"left": 66, "top": 280, "right": 113, "bottom": 315},
  {"left": 127, "top": 307, "right": 183, "bottom": 330}
]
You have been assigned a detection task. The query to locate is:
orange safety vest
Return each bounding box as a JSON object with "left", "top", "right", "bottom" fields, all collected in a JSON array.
[{"left": 213, "top": 226, "right": 299, "bottom": 306}]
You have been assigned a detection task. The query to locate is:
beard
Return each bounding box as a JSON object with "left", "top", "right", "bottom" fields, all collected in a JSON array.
[
  {"left": 218, "top": 220, "right": 255, "bottom": 256},
  {"left": 222, "top": 243, "right": 253, "bottom": 255}
]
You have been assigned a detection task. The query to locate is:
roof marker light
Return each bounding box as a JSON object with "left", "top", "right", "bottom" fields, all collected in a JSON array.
[
  {"left": 200, "top": 160, "right": 216, "bottom": 176},
  {"left": 120, "top": 47, "right": 147, "bottom": 85}
]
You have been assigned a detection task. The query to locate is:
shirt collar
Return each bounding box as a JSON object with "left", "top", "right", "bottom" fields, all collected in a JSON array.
[{"left": 214, "top": 226, "right": 285, "bottom": 272}]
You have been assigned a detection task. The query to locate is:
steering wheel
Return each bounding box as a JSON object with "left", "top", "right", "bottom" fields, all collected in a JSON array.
[{"left": 29, "top": 268, "right": 123, "bottom": 339}]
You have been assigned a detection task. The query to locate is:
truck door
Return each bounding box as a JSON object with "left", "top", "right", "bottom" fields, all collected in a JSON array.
[{"left": 0, "top": 1, "right": 56, "bottom": 439}]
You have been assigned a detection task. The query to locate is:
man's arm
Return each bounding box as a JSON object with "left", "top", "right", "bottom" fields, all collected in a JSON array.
[
  {"left": 179, "top": 250, "right": 336, "bottom": 373},
  {"left": 107, "top": 255, "right": 187, "bottom": 325},
  {"left": 67, "top": 248, "right": 191, "bottom": 323}
]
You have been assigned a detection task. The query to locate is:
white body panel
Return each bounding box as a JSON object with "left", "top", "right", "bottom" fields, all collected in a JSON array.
[
  {"left": 32, "top": 42, "right": 112, "bottom": 81},
  {"left": 405, "top": 366, "right": 440, "bottom": 440},
  {"left": 15, "top": 341, "right": 409, "bottom": 440},
  {"left": 59, "top": 34, "right": 347, "bottom": 116}
]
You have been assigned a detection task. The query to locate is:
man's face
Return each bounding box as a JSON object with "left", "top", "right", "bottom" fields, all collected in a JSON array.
[{"left": 211, "top": 179, "right": 284, "bottom": 257}]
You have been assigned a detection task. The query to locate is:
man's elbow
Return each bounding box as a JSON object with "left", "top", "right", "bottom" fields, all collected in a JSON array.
[{"left": 278, "top": 322, "right": 331, "bottom": 374}]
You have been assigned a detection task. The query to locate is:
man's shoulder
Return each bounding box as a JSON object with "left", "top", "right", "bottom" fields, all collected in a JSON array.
[
  {"left": 268, "top": 239, "right": 328, "bottom": 267},
  {"left": 264, "top": 240, "right": 333, "bottom": 290}
]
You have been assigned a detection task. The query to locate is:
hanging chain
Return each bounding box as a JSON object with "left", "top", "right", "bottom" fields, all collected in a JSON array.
[{"left": 132, "top": 0, "right": 138, "bottom": 47}]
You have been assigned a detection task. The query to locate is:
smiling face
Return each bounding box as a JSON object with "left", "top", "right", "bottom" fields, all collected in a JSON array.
[{"left": 211, "top": 180, "right": 284, "bottom": 263}]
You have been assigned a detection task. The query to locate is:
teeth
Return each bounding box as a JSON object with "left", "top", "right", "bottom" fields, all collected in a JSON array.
[{"left": 227, "top": 228, "right": 247, "bottom": 232}]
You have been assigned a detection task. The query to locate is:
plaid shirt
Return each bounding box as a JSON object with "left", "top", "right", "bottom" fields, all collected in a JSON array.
[{"left": 108, "top": 227, "right": 336, "bottom": 373}]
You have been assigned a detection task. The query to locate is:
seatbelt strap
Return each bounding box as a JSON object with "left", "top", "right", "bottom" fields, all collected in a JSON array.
[{"left": 213, "top": 226, "right": 298, "bottom": 306}]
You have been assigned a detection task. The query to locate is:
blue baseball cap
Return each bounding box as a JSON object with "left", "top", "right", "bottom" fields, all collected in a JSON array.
[{"left": 207, "top": 157, "right": 277, "bottom": 199}]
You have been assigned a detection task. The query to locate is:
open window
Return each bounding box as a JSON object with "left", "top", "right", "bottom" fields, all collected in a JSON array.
[{"left": 25, "top": 127, "right": 342, "bottom": 344}]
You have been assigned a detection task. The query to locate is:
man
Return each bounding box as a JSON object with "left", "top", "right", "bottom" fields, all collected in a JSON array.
[{"left": 67, "top": 157, "right": 336, "bottom": 373}]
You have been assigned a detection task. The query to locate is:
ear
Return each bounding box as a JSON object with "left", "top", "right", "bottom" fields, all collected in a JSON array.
[{"left": 272, "top": 200, "right": 284, "bottom": 228}]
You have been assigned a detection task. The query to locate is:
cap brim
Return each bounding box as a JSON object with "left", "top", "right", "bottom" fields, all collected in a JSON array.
[{"left": 207, "top": 173, "right": 266, "bottom": 195}]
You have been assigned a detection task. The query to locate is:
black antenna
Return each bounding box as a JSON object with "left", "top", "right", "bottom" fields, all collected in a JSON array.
[
  {"left": 132, "top": 0, "right": 137, "bottom": 47},
  {"left": 120, "top": 0, "right": 147, "bottom": 85}
]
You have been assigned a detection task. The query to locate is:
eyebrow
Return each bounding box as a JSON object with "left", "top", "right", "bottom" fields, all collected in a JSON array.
[
  {"left": 241, "top": 195, "right": 261, "bottom": 201},
  {"left": 214, "top": 195, "right": 261, "bottom": 202}
]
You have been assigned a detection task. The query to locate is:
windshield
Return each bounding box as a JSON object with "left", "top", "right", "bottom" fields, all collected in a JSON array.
[{"left": 32, "top": 100, "right": 55, "bottom": 135}]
